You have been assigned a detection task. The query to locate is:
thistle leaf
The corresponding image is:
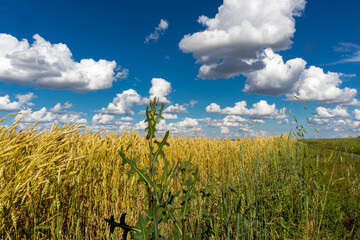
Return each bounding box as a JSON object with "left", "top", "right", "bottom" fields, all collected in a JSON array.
[{"left": 119, "top": 151, "right": 152, "bottom": 187}]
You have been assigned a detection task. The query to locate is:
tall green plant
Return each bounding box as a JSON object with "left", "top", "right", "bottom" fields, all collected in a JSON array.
[
  {"left": 287, "top": 96, "right": 319, "bottom": 139},
  {"left": 105, "top": 97, "right": 199, "bottom": 239}
]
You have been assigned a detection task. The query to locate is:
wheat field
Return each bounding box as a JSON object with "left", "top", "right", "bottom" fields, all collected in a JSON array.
[{"left": 0, "top": 116, "right": 359, "bottom": 239}]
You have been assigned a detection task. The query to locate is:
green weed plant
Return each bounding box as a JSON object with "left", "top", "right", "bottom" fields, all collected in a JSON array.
[{"left": 105, "top": 98, "right": 199, "bottom": 239}]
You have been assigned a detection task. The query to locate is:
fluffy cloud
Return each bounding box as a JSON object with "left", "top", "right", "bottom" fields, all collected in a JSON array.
[
  {"left": 244, "top": 49, "right": 359, "bottom": 105},
  {"left": 315, "top": 106, "right": 350, "bottom": 118},
  {"left": 162, "top": 113, "right": 178, "bottom": 119},
  {"left": 17, "top": 107, "right": 56, "bottom": 123},
  {"left": 90, "top": 113, "right": 133, "bottom": 132},
  {"left": 223, "top": 115, "right": 248, "bottom": 125},
  {"left": 206, "top": 100, "right": 279, "bottom": 119},
  {"left": 243, "top": 49, "right": 306, "bottom": 95},
  {"left": 0, "top": 93, "right": 35, "bottom": 111},
  {"left": 220, "top": 126, "right": 229, "bottom": 134},
  {"left": 92, "top": 114, "right": 115, "bottom": 125},
  {"left": 171, "top": 117, "right": 198, "bottom": 129},
  {"left": 164, "top": 104, "right": 187, "bottom": 114},
  {"left": 206, "top": 103, "right": 222, "bottom": 114},
  {"left": 135, "top": 120, "right": 147, "bottom": 131},
  {"left": 199, "top": 114, "right": 265, "bottom": 138},
  {"left": 277, "top": 119, "right": 290, "bottom": 125},
  {"left": 100, "top": 89, "right": 147, "bottom": 115},
  {"left": 310, "top": 105, "right": 350, "bottom": 129},
  {"left": 311, "top": 118, "right": 330, "bottom": 125},
  {"left": 119, "top": 116, "right": 134, "bottom": 121},
  {"left": 248, "top": 100, "right": 277, "bottom": 119},
  {"left": 354, "top": 109, "right": 360, "bottom": 121},
  {"left": 57, "top": 114, "right": 87, "bottom": 124},
  {"left": 179, "top": 0, "right": 305, "bottom": 79},
  {"left": 145, "top": 19, "right": 169, "bottom": 43},
  {"left": 149, "top": 78, "right": 172, "bottom": 104},
  {"left": 276, "top": 107, "right": 287, "bottom": 119},
  {"left": 135, "top": 117, "right": 201, "bottom": 136},
  {"left": 291, "top": 66, "right": 357, "bottom": 105},
  {"left": 198, "top": 117, "right": 223, "bottom": 127},
  {"left": 305, "top": 107, "right": 360, "bottom": 137},
  {"left": 50, "top": 102, "right": 72, "bottom": 113},
  {"left": 0, "top": 34, "right": 126, "bottom": 92},
  {"left": 166, "top": 118, "right": 201, "bottom": 135},
  {"left": 15, "top": 103, "right": 87, "bottom": 125},
  {"left": 100, "top": 78, "right": 172, "bottom": 115},
  {"left": 98, "top": 78, "right": 172, "bottom": 116},
  {"left": 320, "top": 119, "right": 360, "bottom": 134}
]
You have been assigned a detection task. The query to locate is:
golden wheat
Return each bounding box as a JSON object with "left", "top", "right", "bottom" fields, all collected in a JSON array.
[{"left": 0, "top": 119, "right": 301, "bottom": 238}]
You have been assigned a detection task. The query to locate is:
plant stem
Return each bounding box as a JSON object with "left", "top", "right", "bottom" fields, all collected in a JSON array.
[
  {"left": 148, "top": 138, "right": 153, "bottom": 209},
  {"left": 182, "top": 218, "right": 185, "bottom": 240}
]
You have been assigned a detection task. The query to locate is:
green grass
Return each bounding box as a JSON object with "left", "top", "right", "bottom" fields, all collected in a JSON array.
[
  {"left": 299, "top": 141, "right": 360, "bottom": 239},
  {"left": 301, "top": 137, "right": 360, "bottom": 155}
]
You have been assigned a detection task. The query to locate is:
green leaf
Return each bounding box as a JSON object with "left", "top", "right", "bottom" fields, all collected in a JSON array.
[
  {"left": 133, "top": 214, "right": 152, "bottom": 240},
  {"left": 119, "top": 151, "right": 152, "bottom": 187},
  {"left": 163, "top": 161, "right": 180, "bottom": 195},
  {"left": 153, "top": 130, "right": 170, "bottom": 162}
]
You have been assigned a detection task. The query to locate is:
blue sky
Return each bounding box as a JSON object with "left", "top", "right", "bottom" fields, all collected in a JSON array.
[{"left": 0, "top": 0, "right": 359, "bottom": 138}]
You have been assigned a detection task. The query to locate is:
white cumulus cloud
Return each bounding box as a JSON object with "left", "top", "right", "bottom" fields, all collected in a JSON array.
[
  {"left": 163, "top": 113, "right": 178, "bottom": 119},
  {"left": 99, "top": 78, "right": 172, "bottom": 116},
  {"left": 135, "top": 117, "right": 201, "bottom": 136},
  {"left": 50, "top": 102, "right": 72, "bottom": 113},
  {"left": 353, "top": 109, "right": 360, "bottom": 121},
  {"left": 164, "top": 104, "right": 187, "bottom": 114},
  {"left": 15, "top": 102, "right": 87, "bottom": 125},
  {"left": 0, "top": 33, "right": 127, "bottom": 92},
  {"left": 179, "top": 0, "right": 305, "bottom": 79},
  {"left": 315, "top": 106, "right": 350, "bottom": 118},
  {"left": 244, "top": 49, "right": 306, "bottom": 96},
  {"left": 92, "top": 114, "right": 115, "bottom": 125},
  {"left": 243, "top": 49, "right": 359, "bottom": 105},
  {"left": 291, "top": 66, "right": 357, "bottom": 105},
  {"left": 220, "top": 126, "right": 229, "bottom": 134},
  {"left": 100, "top": 89, "right": 147, "bottom": 115},
  {"left": 149, "top": 78, "right": 172, "bottom": 104},
  {"left": 0, "top": 93, "right": 35, "bottom": 111},
  {"left": 17, "top": 107, "right": 56, "bottom": 123},
  {"left": 206, "top": 100, "right": 279, "bottom": 119},
  {"left": 91, "top": 113, "right": 133, "bottom": 132}
]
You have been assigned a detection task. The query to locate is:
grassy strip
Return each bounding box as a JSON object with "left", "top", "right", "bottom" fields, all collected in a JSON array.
[{"left": 301, "top": 137, "right": 360, "bottom": 155}]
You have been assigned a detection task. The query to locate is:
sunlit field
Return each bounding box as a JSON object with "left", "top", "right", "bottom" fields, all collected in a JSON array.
[{"left": 1, "top": 114, "right": 359, "bottom": 239}]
